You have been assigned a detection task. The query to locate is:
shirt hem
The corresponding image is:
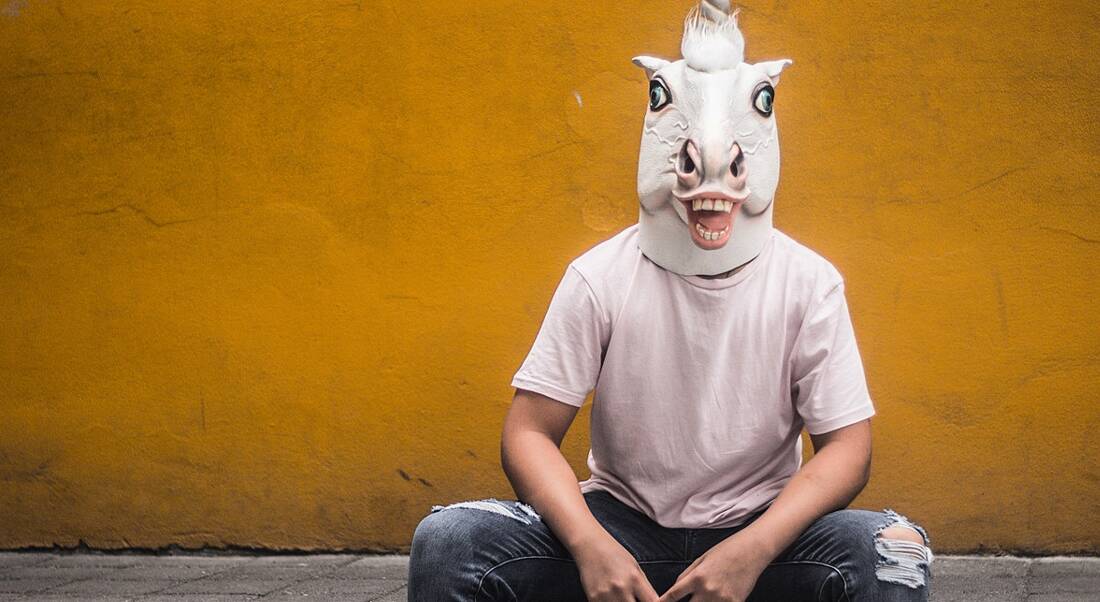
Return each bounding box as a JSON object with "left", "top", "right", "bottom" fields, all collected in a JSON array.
[
  {"left": 804, "top": 404, "right": 876, "bottom": 435},
  {"left": 511, "top": 376, "right": 586, "bottom": 408}
]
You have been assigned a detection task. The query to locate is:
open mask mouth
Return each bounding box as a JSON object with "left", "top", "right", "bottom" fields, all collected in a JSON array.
[{"left": 680, "top": 197, "right": 743, "bottom": 248}]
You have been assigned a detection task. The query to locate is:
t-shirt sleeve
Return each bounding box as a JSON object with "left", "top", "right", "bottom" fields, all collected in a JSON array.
[
  {"left": 510, "top": 264, "right": 611, "bottom": 408},
  {"left": 789, "top": 280, "right": 876, "bottom": 435}
]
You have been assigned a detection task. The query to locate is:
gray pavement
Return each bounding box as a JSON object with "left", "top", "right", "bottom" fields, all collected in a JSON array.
[{"left": 0, "top": 552, "right": 1097, "bottom": 601}]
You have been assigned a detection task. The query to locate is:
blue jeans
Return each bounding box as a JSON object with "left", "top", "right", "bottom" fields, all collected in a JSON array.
[{"left": 409, "top": 489, "right": 932, "bottom": 601}]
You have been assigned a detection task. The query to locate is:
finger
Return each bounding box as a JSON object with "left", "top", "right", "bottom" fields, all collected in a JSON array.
[
  {"left": 657, "top": 579, "right": 691, "bottom": 602},
  {"left": 661, "top": 562, "right": 698, "bottom": 600},
  {"left": 634, "top": 581, "right": 661, "bottom": 602},
  {"left": 677, "top": 559, "right": 700, "bottom": 579}
]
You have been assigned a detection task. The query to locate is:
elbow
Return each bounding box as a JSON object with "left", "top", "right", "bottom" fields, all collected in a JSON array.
[
  {"left": 500, "top": 413, "right": 519, "bottom": 472},
  {"left": 857, "top": 446, "right": 872, "bottom": 492},
  {"left": 500, "top": 430, "right": 514, "bottom": 476},
  {"left": 499, "top": 426, "right": 529, "bottom": 481}
]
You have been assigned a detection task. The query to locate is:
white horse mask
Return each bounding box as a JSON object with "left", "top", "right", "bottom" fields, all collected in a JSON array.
[{"left": 634, "top": 0, "right": 792, "bottom": 276}]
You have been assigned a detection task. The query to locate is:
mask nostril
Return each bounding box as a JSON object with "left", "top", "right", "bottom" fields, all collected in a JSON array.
[
  {"left": 730, "top": 145, "right": 748, "bottom": 179},
  {"left": 730, "top": 146, "right": 744, "bottom": 178},
  {"left": 681, "top": 152, "right": 696, "bottom": 174}
]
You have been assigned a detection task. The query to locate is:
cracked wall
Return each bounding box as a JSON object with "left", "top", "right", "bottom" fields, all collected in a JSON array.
[{"left": 0, "top": 1, "right": 1097, "bottom": 553}]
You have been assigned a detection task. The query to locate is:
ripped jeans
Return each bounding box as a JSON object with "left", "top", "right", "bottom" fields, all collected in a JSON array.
[{"left": 408, "top": 489, "right": 933, "bottom": 601}]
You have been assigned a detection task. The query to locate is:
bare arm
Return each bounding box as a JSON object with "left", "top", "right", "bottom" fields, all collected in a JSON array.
[
  {"left": 736, "top": 418, "right": 872, "bottom": 559},
  {"left": 502, "top": 388, "right": 660, "bottom": 600},
  {"left": 500, "top": 388, "right": 609, "bottom": 553},
  {"left": 656, "top": 419, "right": 872, "bottom": 601}
]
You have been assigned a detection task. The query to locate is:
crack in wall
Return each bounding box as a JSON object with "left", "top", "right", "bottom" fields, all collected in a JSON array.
[{"left": 74, "top": 203, "right": 199, "bottom": 228}]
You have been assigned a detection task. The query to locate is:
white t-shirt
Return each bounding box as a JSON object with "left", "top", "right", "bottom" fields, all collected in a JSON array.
[{"left": 511, "top": 224, "right": 875, "bottom": 529}]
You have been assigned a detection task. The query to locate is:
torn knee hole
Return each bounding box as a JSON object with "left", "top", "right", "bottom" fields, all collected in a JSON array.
[
  {"left": 875, "top": 509, "right": 931, "bottom": 548},
  {"left": 429, "top": 498, "right": 542, "bottom": 525},
  {"left": 873, "top": 510, "right": 933, "bottom": 589},
  {"left": 878, "top": 524, "right": 925, "bottom": 545}
]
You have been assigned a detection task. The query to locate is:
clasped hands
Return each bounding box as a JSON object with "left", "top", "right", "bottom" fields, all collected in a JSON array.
[
  {"left": 656, "top": 529, "right": 773, "bottom": 602},
  {"left": 576, "top": 524, "right": 774, "bottom": 602}
]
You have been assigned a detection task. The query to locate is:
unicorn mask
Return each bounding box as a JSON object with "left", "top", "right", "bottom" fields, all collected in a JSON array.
[{"left": 633, "top": 0, "right": 792, "bottom": 276}]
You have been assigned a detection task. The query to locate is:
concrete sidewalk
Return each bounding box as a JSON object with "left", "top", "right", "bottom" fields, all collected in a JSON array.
[{"left": 0, "top": 553, "right": 1097, "bottom": 601}]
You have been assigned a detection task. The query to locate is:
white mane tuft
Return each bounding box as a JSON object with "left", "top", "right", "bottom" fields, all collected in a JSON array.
[{"left": 680, "top": 2, "right": 745, "bottom": 72}]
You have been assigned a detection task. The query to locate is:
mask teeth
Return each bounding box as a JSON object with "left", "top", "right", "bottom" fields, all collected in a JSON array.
[
  {"left": 695, "top": 222, "right": 730, "bottom": 241},
  {"left": 691, "top": 199, "right": 734, "bottom": 213}
]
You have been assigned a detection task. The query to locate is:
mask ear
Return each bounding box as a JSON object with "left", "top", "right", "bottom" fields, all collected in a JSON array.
[
  {"left": 755, "top": 59, "right": 793, "bottom": 84},
  {"left": 632, "top": 55, "right": 670, "bottom": 80}
]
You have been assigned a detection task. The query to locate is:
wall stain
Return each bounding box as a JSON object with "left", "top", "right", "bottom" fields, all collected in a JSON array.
[
  {"left": 0, "top": 459, "right": 52, "bottom": 483},
  {"left": 991, "top": 269, "right": 1008, "bottom": 337},
  {"left": 2, "top": 0, "right": 26, "bottom": 18}
]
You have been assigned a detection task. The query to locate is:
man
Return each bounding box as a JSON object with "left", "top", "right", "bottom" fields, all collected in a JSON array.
[{"left": 409, "top": 2, "right": 933, "bottom": 600}]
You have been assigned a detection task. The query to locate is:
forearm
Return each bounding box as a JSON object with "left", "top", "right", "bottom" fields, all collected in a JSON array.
[
  {"left": 736, "top": 434, "right": 870, "bottom": 561},
  {"left": 501, "top": 429, "right": 611, "bottom": 554}
]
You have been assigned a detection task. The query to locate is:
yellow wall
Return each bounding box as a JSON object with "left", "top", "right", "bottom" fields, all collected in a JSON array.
[{"left": 1, "top": 1, "right": 1096, "bottom": 554}]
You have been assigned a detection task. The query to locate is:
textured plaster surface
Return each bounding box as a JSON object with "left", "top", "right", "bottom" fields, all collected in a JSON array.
[{"left": 1, "top": 1, "right": 1097, "bottom": 552}]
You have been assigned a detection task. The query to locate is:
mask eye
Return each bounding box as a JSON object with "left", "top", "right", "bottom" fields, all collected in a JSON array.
[
  {"left": 648, "top": 79, "right": 672, "bottom": 111},
  {"left": 752, "top": 84, "right": 775, "bottom": 117}
]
